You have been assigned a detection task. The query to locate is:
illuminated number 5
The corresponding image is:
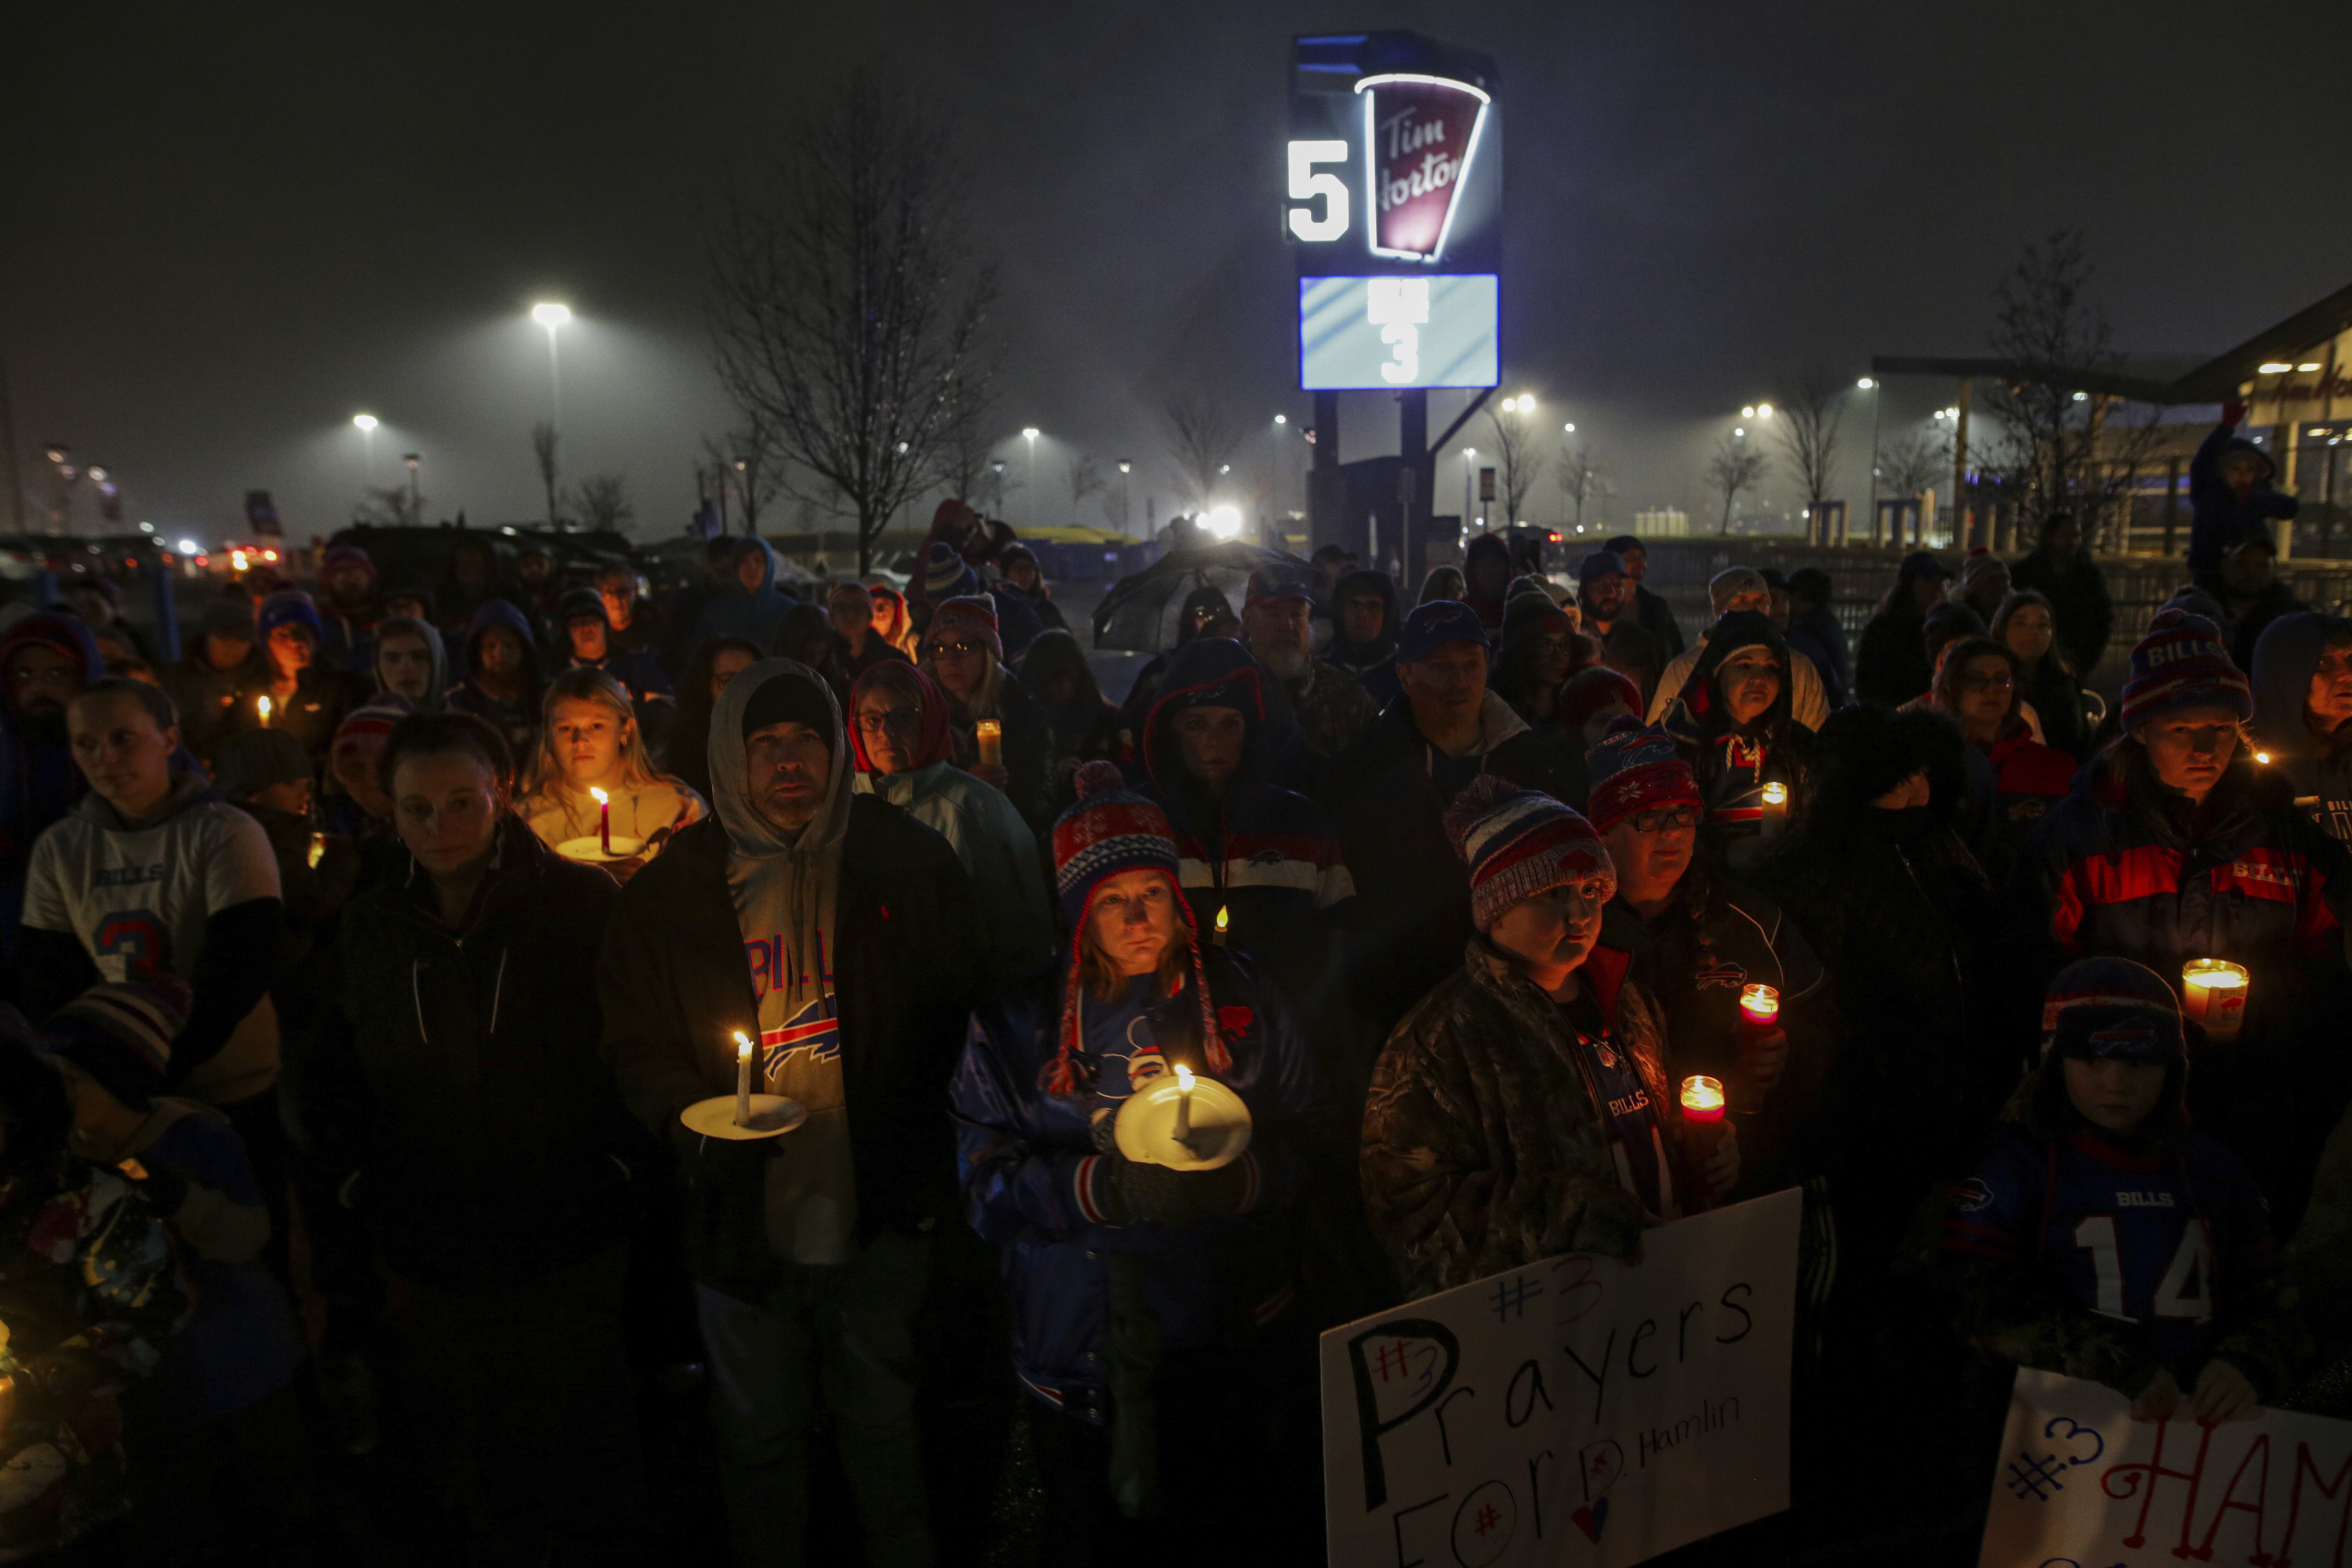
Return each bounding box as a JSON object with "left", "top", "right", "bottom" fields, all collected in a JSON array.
[{"left": 1287, "top": 141, "right": 1350, "bottom": 243}]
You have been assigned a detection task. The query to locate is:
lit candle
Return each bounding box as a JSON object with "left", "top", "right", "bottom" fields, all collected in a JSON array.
[
  {"left": 975, "top": 719, "right": 1003, "bottom": 768},
  {"left": 734, "top": 1031, "right": 755, "bottom": 1126},
  {"left": 1171, "top": 1064, "right": 1194, "bottom": 1143},
  {"left": 2180, "top": 960, "right": 2250, "bottom": 1039},
  {"left": 2254, "top": 750, "right": 2274, "bottom": 765},
  {"left": 590, "top": 786, "right": 611, "bottom": 855},
  {"left": 307, "top": 832, "right": 325, "bottom": 870},
  {"left": 1212, "top": 905, "right": 1229, "bottom": 946},
  {"left": 1739, "top": 983, "right": 1780, "bottom": 1029},
  {"left": 1759, "top": 780, "right": 1788, "bottom": 840},
  {"left": 256, "top": 695, "right": 272, "bottom": 727},
  {"left": 1680, "top": 1074, "right": 1726, "bottom": 1124}
]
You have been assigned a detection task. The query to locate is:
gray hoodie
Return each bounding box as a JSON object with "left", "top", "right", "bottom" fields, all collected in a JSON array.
[
  {"left": 370, "top": 613, "right": 450, "bottom": 712},
  {"left": 708, "top": 659, "right": 857, "bottom": 1263}
]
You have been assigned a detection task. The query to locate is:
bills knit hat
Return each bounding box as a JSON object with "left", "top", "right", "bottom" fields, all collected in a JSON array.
[
  {"left": 1577, "top": 550, "right": 1629, "bottom": 589},
  {"left": 1558, "top": 666, "right": 1642, "bottom": 735},
  {"left": 1044, "top": 761, "right": 1226, "bottom": 1094},
  {"left": 1583, "top": 724, "right": 1703, "bottom": 835},
  {"left": 255, "top": 589, "right": 325, "bottom": 645},
  {"left": 1396, "top": 600, "right": 1489, "bottom": 664},
  {"left": 1244, "top": 563, "right": 1317, "bottom": 609},
  {"left": 333, "top": 701, "right": 411, "bottom": 761},
  {"left": 1708, "top": 567, "right": 1769, "bottom": 614},
  {"left": 923, "top": 541, "right": 977, "bottom": 602},
  {"left": 922, "top": 595, "right": 1003, "bottom": 662},
  {"left": 214, "top": 727, "right": 313, "bottom": 801},
  {"left": 36, "top": 979, "right": 191, "bottom": 1109},
  {"left": 1442, "top": 772, "right": 1616, "bottom": 931},
  {"left": 2120, "top": 609, "right": 2253, "bottom": 731},
  {"left": 2038, "top": 957, "right": 2185, "bottom": 1066}
]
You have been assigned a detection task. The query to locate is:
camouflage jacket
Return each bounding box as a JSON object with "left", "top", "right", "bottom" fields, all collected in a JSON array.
[
  {"left": 1362, "top": 940, "right": 1693, "bottom": 1301},
  {"left": 1283, "top": 657, "right": 1378, "bottom": 765}
]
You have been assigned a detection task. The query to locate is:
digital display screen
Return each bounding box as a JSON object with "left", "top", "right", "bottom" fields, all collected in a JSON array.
[{"left": 1298, "top": 274, "right": 1499, "bottom": 391}]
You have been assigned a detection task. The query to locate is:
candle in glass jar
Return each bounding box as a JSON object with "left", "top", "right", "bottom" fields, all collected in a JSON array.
[
  {"left": 733, "top": 1032, "right": 755, "bottom": 1125},
  {"left": 975, "top": 719, "right": 1004, "bottom": 768},
  {"left": 2180, "top": 960, "right": 2249, "bottom": 1038},
  {"left": 590, "top": 786, "right": 612, "bottom": 855},
  {"left": 1739, "top": 983, "right": 1780, "bottom": 1029},
  {"left": 1759, "top": 780, "right": 1788, "bottom": 839},
  {"left": 1680, "top": 1075, "right": 1726, "bottom": 1124}
]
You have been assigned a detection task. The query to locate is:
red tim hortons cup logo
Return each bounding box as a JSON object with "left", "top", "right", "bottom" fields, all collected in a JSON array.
[{"left": 1359, "top": 75, "right": 1489, "bottom": 262}]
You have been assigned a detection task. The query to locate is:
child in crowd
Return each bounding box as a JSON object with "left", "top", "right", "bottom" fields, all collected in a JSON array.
[{"left": 1940, "top": 957, "right": 2296, "bottom": 1421}]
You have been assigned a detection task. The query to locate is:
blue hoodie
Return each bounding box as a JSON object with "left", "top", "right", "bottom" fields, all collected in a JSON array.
[
  {"left": 2252, "top": 611, "right": 2352, "bottom": 842},
  {"left": 2189, "top": 416, "right": 2299, "bottom": 579},
  {"left": 446, "top": 599, "right": 545, "bottom": 761},
  {"left": 688, "top": 538, "right": 800, "bottom": 652}
]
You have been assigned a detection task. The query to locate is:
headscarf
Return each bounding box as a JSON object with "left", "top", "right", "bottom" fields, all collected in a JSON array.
[{"left": 847, "top": 662, "right": 953, "bottom": 774}]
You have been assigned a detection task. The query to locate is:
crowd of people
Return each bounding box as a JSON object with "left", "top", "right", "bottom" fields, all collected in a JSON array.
[{"left": 0, "top": 455, "right": 2348, "bottom": 1564}]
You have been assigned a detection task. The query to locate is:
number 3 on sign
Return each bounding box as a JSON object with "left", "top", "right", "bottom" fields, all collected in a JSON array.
[
  {"left": 1367, "top": 279, "right": 1430, "bottom": 386},
  {"left": 1287, "top": 141, "right": 1350, "bottom": 242}
]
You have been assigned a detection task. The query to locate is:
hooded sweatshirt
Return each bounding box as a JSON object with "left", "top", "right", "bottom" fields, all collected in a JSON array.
[
  {"left": 1658, "top": 610, "right": 1811, "bottom": 860},
  {"left": 1323, "top": 567, "right": 1402, "bottom": 676},
  {"left": 689, "top": 538, "right": 801, "bottom": 652},
  {"left": 2190, "top": 416, "right": 2299, "bottom": 580},
  {"left": 446, "top": 598, "right": 544, "bottom": 760},
  {"left": 710, "top": 660, "right": 857, "bottom": 1264},
  {"left": 369, "top": 613, "right": 449, "bottom": 712},
  {"left": 2252, "top": 611, "right": 2352, "bottom": 841}
]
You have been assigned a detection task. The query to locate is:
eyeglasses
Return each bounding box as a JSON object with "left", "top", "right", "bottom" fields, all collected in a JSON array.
[
  {"left": 1959, "top": 673, "right": 2015, "bottom": 693},
  {"left": 928, "top": 642, "right": 985, "bottom": 659},
  {"left": 1631, "top": 806, "right": 1701, "bottom": 833},
  {"left": 8, "top": 665, "right": 78, "bottom": 690},
  {"left": 856, "top": 707, "right": 921, "bottom": 734}
]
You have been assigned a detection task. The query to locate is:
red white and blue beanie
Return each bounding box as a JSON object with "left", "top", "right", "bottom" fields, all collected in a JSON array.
[
  {"left": 35, "top": 978, "right": 191, "bottom": 1109},
  {"left": 921, "top": 594, "right": 1002, "bottom": 662},
  {"left": 1043, "top": 761, "right": 1226, "bottom": 1093},
  {"left": 2039, "top": 957, "right": 2185, "bottom": 1067},
  {"left": 1583, "top": 723, "right": 1702, "bottom": 836},
  {"left": 2120, "top": 609, "right": 2252, "bottom": 732},
  {"left": 1442, "top": 773, "right": 1616, "bottom": 932}
]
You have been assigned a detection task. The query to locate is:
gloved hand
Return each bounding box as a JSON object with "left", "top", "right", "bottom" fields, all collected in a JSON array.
[{"left": 1093, "top": 1153, "right": 1251, "bottom": 1227}]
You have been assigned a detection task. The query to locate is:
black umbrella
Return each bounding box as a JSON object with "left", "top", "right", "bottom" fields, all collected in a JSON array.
[{"left": 1091, "top": 541, "right": 1310, "bottom": 652}]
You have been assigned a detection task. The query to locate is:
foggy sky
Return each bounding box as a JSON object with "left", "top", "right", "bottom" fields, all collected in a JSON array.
[{"left": 6, "top": 0, "right": 2348, "bottom": 544}]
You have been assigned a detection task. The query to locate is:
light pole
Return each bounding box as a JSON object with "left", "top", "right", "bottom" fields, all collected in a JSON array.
[
  {"left": 532, "top": 302, "right": 571, "bottom": 428},
  {"left": 1021, "top": 427, "right": 1040, "bottom": 524},
  {"left": 1270, "top": 414, "right": 1288, "bottom": 526},
  {"left": 1117, "top": 460, "right": 1133, "bottom": 537},
  {"left": 1858, "top": 376, "right": 1881, "bottom": 547},
  {"left": 352, "top": 414, "right": 378, "bottom": 489},
  {"left": 1462, "top": 446, "right": 1478, "bottom": 531},
  {"left": 402, "top": 453, "right": 421, "bottom": 525}
]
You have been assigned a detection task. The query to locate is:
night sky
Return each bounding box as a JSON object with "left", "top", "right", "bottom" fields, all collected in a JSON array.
[{"left": 8, "top": 0, "right": 2349, "bottom": 544}]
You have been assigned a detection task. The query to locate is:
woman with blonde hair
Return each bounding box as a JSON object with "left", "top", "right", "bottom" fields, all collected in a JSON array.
[{"left": 519, "top": 666, "right": 705, "bottom": 868}]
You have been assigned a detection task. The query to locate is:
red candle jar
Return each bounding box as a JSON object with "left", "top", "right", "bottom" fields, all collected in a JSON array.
[{"left": 1679, "top": 1075, "right": 1726, "bottom": 1125}]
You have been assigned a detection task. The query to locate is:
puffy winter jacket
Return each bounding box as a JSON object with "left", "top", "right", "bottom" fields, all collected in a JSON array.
[{"left": 951, "top": 948, "right": 1326, "bottom": 1422}]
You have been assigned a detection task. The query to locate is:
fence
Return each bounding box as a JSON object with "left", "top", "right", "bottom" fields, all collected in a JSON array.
[{"left": 1632, "top": 537, "right": 2352, "bottom": 696}]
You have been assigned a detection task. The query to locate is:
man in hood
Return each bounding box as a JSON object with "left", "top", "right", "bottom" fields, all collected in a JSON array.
[
  {"left": 446, "top": 598, "right": 545, "bottom": 764},
  {"left": 2189, "top": 400, "right": 2300, "bottom": 585},
  {"left": 1603, "top": 535, "right": 1686, "bottom": 660},
  {"left": 1324, "top": 566, "right": 1401, "bottom": 683},
  {"left": 689, "top": 536, "right": 803, "bottom": 652},
  {"left": 2252, "top": 611, "right": 2352, "bottom": 842},
  {"left": 602, "top": 660, "right": 980, "bottom": 1568},
  {"left": 0, "top": 613, "right": 103, "bottom": 950}
]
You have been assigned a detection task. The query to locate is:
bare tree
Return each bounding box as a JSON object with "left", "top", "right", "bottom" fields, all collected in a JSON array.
[
  {"left": 1066, "top": 456, "right": 1107, "bottom": 520},
  {"left": 1980, "top": 229, "right": 2166, "bottom": 549},
  {"left": 1481, "top": 403, "right": 1540, "bottom": 526},
  {"left": 1705, "top": 435, "right": 1769, "bottom": 537},
  {"left": 1164, "top": 397, "right": 1244, "bottom": 509},
  {"left": 1555, "top": 442, "right": 1603, "bottom": 532},
  {"left": 702, "top": 427, "right": 783, "bottom": 536},
  {"left": 351, "top": 484, "right": 424, "bottom": 528},
  {"left": 1772, "top": 364, "right": 1846, "bottom": 541},
  {"left": 707, "top": 73, "right": 999, "bottom": 571},
  {"left": 1877, "top": 426, "right": 1951, "bottom": 498},
  {"left": 570, "top": 474, "right": 633, "bottom": 533},
  {"left": 530, "top": 422, "right": 561, "bottom": 527}
]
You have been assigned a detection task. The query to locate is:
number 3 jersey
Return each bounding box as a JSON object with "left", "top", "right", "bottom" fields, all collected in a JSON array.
[{"left": 1941, "top": 1122, "right": 2278, "bottom": 1362}]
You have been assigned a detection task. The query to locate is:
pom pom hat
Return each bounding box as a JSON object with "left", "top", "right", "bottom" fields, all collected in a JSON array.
[
  {"left": 1584, "top": 725, "right": 1702, "bottom": 835},
  {"left": 921, "top": 595, "right": 1002, "bottom": 662},
  {"left": 35, "top": 979, "right": 191, "bottom": 1109},
  {"left": 2039, "top": 957, "right": 2186, "bottom": 1068},
  {"left": 1043, "top": 760, "right": 1227, "bottom": 1095},
  {"left": 2120, "top": 609, "right": 2253, "bottom": 731},
  {"left": 1442, "top": 773, "right": 1615, "bottom": 932}
]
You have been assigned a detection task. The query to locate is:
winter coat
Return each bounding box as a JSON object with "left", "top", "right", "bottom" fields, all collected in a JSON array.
[
  {"left": 2009, "top": 548, "right": 2115, "bottom": 682},
  {"left": 2018, "top": 654, "right": 2091, "bottom": 761},
  {"left": 688, "top": 538, "right": 802, "bottom": 652},
  {"left": 162, "top": 650, "right": 250, "bottom": 766},
  {"left": 1972, "top": 729, "right": 2078, "bottom": 887},
  {"left": 1362, "top": 942, "right": 1699, "bottom": 1300},
  {"left": 297, "top": 815, "right": 649, "bottom": 1291},
  {"left": 1657, "top": 612, "right": 1816, "bottom": 869},
  {"left": 444, "top": 598, "right": 546, "bottom": 764},
  {"left": 602, "top": 800, "right": 981, "bottom": 1298},
  {"left": 2189, "top": 417, "right": 2298, "bottom": 580},
  {"left": 1596, "top": 618, "right": 1666, "bottom": 712},
  {"left": 1324, "top": 568, "right": 1402, "bottom": 676},
  {"left": 1854, "top": 605, "right": 1933, "bottom": 705},
  {"left": 1784, "top": 603, "right": 1849, "bottom": 709},
  {"left": 2253, "top": 611, "right": 2352, "bottom": 842},
  {"left": 1325, "top": 692, "right": 1579, "bottom": 1038},
  {"left": 1259, "top": 652, "right": 1379, "bottom": 794},
  {"left": 0, "top": 1154, "right": 190, "bottom": 1559},
  {"left": 1647, "top": 632, "right": 1833, "bottom": 731},
  {"left": 1634, "top": 583, "right": 1686, "bottom": 662},
  {"left": 852, "top": 760, "right": 1055, "bottom": 989},
  {"left": 951, "top": 948, "right": 1326, "bottom": 1422},
  {"left": 2227, "top": 578, "right": 2306, "bottom": 673}
]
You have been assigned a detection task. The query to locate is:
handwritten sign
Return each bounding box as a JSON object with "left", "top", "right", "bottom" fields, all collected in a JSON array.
[
  {"left": 1321, "top": 1188, "right": 1800, "bottom": 1568},
  {"left": 1982, "top": 1367, "right": 2352, "bottom": 1568}
]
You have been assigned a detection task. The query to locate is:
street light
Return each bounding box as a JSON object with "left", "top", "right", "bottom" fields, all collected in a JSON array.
[
  {"left": 1563, "top": 422, "right": 1576, "bottom": 434},
  {"left": 402, "top": 453, "right": 421, "bottom": 524},
  {"left": 1462, "top": 446, "right": 1479, "bottom": 529},
  {"left": 353, "top": 413, "right": 378, "bottom": 486},
  {"left": 1270, "top": 416, "right": 1289, "bottom": 526},
  {"left": 1857, "top": 377, "right": 1874, "bottom": 390},
  {"left": 531, "top": 302, "right": 570, "bottom": 426},
  {"left": 1117, "top": 460, "right": 1134, "bottom": 537},
  {"left": 1021, "top": 427, "right": 1039, "bottom": 521}
]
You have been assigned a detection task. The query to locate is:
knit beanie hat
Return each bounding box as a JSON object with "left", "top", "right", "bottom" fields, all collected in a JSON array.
[
  {"left": 214, "top": 726, "right": 313, "bottom": 801},
  {"left": 36, "top": 979, "right": 191, "bottom": 1109},
  {"left": 2121, "top": 609, "right": 2254, "bottom": 731},
  {"left": 323, "top": 543, "right": 375, "bottom": 581},
  {"left": 1557, "top": 666, "right": 1642, "bottom": 735},
  {"left": 1396, "top": 600, "right": 1489, "bottom": 664},
  {"left": 828, "top": 578, "right": 874, "bottom": 611},
  {"left": 924, "top": 541, "right": 976, "bottom": 602},
  {"left": 1584, "top": 724, "right": 1703, "bottom": 834},
  {"left": 1959, "top": 551, "right": 2009, "bottom": 600},
  {"left": 740, "top": 671, "right": 836, "bottom": 743},
  {"left": 1044, "top": 761, "right": 1226, "bottom": 1095},
  {"left": 2039, "top": 957, "right": 2185, "bottom": 1067},
  {"left": 333, "top": 701, "right": 411, "bottom": 761},
  {"left": 1500, "top": 591, "right": 1571, "bottom": 652},
  {"left": 922, "top": 595, "right": 1002, "bottom": 662},
  {"left": 256, "top": 588, "right": 325, "bottom": 645},
  {"left": 1442, "top": 772, "right": 1616, "bottom": 931},
  {"left": 1708, "top": 567, "right": 1768, "bottom": 614}
]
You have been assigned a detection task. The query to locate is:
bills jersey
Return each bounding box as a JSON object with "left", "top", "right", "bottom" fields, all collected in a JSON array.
[{"left": 1942, "top": 1124, "right": 2276, "bottom": 1359}]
